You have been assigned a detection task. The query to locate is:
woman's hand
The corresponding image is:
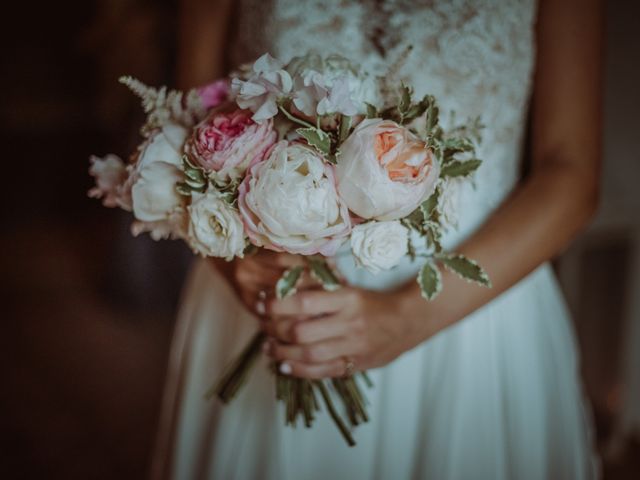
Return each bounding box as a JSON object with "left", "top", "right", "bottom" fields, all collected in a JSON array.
[
  {"left": 262, "top": 286, "right": 435, "bottom": 379},
  {"left": 209, "top": 251, "right": 308, "bottom": 317}
]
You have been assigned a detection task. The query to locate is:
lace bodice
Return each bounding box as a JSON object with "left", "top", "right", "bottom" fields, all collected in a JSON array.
[{"left": 230, "top": 0, "right": 538, "bottom": 288}]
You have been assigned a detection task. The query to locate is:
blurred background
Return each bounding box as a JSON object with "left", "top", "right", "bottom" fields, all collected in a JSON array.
[{"left": 1, "top": 0, "right": 638, "bottom": 478}]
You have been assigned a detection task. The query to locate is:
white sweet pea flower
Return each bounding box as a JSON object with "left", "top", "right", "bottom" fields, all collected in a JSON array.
[
  {"left": 288, "top": 53, "right": 379, "bottom": 116},
  {"left": 292, "top": 71, "right": 358, "bottom": 117},
  {"left": 350, "top": 221, "right": 409, "bottom": 274},
  {"left": 231, "top": 54, "right": 293, "bottom": 122},
  {"left": 187, "top": 190, "right": 246, "bottom": 260}
]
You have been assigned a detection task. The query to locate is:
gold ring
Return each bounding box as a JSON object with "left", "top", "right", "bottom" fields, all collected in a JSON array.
[{"left": 343, "top": 356, "right": 356, "bottom": 377}]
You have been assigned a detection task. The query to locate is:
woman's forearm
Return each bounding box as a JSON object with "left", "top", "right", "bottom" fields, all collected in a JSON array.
[{"left": 398, "top": 162, "right": 599, "bottom": 340}]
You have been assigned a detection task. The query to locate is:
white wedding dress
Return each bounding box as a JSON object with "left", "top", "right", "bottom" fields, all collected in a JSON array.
[{"left": 152, "top": 1, "right": 599, "bottom": 478}]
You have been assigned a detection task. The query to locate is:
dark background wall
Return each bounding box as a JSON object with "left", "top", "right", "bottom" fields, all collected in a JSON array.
[{"left": 1, "top": 1, "right": 638, "bottom": 478}]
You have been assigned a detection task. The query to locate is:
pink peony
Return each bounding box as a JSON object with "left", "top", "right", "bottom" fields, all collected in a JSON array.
[
  {"left": 197, "top": 79, "right": 230, "bottom": 110},
  {"left": 336, "top": 119, "right": 440, "bottom": 221},
  {"left": 185, "top": 109, "right": 277, "bottom": 182},
  {"left": 238, "top": 141, "right": 351, "bottom": 256}
]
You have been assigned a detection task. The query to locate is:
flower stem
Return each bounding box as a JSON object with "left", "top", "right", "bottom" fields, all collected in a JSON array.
[
  {"left": 207, "top": 331, "right": 266, "bottom": 403},
  {"left": 314, "top": 380, "right": 356, "bottom": 447}
]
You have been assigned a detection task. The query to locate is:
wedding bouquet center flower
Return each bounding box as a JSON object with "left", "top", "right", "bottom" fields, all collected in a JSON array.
[{"left": 239, "top": 142, "right": 351, "bottom": 256}]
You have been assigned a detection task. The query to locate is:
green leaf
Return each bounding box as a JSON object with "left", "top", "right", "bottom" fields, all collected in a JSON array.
[
  {"left": 424, "top": 221, "right": 443, "bottom": 253},
  {"left": 338, "top": 115, "right": 352, "bottom": 144},
  {"left": 437, "top": 254, "right": 491, "bottom": 287},
  {"left": 276, "top": 266, "right": 304, "bottom": 299},
  {"left": 365, "top": 103, "right": 379, "bottom": 119},
  {"left": 420, "top": 189, "right": 440, "bottom": 220},
  {"left": 178, "top": 156, "right": 208, "bottom": 195},
  {"left": 278, "top": 103, "right": 315, "bottom": 129},
  {"left": 308, "top": 258, "right": 341, "bottom": 291},
  {"left": 296, "top": 127, "right": 332, "bottom": 156},
  {"left": 401, "top": 207, "right": 425, "bottom": 232},
  {"left": 423, "top": 95, "right": 439, "bottom": 135},
  {"left": 442, "top": 137, "right": 475, "bottom": 159},
  {"left": 398, "top": 83, "right": 413, "bottom": 114},
  {"left": 417, "top": 262, "right": 442, "bottom": 300},
  {"left": 440, "top": 158, "right": 482, "bottom": 178}
]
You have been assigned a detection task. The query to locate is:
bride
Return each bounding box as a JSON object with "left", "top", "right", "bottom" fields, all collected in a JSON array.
[{"left": 152, "top": 0, "right": 603, "bottom": 478}]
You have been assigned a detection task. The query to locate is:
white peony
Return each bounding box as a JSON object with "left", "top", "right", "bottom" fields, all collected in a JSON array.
[
  {"left": 238, "top": 141, "right": 351, "bottom": 256},
  {"left": 187, "top": 190, "right": 246, "bottom": 260},
  {"left": 231, "top": 54, "right": 293, "bottom": 122},
  {"left": 350, "top": 221, "right": 409, "bottom": 274},
  {"left": 131, "top": 161, "right": 185, "bottom": 222}
]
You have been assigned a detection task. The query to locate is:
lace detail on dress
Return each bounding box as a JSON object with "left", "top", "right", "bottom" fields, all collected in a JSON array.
[{"left": 230, "top": 0, "right": 538, "bottom": 248}]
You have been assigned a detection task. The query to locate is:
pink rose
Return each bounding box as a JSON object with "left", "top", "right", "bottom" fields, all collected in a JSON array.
[
  {"left": 197, "top": 79, "right": 230, "bottom": 109},
  {"left": 88, "top": 154, "right": 132, "bottom": 210},
  {"left": 185, "top": 109, "right": 277, "bottom": 182},
  {"left": 336, "top": 119, "right": 440, "bottom": 220},
  {"left": 238, "top": 141, "right": 351, "bottom": 256}
]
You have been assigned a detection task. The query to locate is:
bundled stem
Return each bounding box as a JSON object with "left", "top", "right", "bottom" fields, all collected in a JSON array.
[
  {"left": 208, "top": 258, "right": 373, "bottom": 446},
  {"left": 207, "top": 331, "right": 266, "bottom": 403}
]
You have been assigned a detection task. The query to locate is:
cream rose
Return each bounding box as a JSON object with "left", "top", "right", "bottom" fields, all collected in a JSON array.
[
  {"left": 131, "top": 161, "right": 185, "bottom": 222},
  {"left": 350, "top": 221, "right": 408, "bottom": 274},
  {"left": 336, "top": 119, "right": 440, "bottom": 221},
  {"left": 238, "top": 141, "right": 351, "bottom": 255},
  {"left": 187, "top": 190, "right": 246, "bottom": 260}
]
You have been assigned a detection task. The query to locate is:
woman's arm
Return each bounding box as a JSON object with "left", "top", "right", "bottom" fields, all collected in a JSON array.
[
  {"left": 263, "top": 0, "right": 604, "bottom": 378},
  {"left": 176, "top": 0, "right": 233, "bottom": 89}
]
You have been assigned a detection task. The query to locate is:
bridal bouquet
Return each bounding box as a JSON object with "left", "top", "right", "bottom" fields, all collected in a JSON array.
[{"left": 89, "top": 52, "right": 489, "bottom": 446}]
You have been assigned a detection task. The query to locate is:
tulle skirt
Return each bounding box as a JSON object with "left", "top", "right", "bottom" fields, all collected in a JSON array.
[{"left": 152, "top": 260, "right": 598, "bottom": 479}]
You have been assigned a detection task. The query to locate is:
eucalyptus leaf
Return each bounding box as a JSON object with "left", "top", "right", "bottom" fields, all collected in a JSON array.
[
  {"left": 441, "top": 158, "right": 482, "bottom": 178},
  {"left": 417, "top": 262, "right": 442, "bottom": 300},
  {"left": 309, "top": 258, "right": 341, "bottom": 291},
  {"left": 437, "top": 254, "right": 491, "bottom": 287},
  {"left": 276, "top": 266, "right": 304, "bottom": 299},
  {"left": 296, "top": 127, "right": 332, "bottom": 156}
]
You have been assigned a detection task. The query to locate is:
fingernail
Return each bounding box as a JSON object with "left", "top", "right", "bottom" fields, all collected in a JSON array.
[
  {"left": 261, "top": 340, "right": 272, "bottom": 355},
  {"left": 256, "top": 300, "right": 265, "bottom": 316},
  {"left": 279, "top": 362, "right": 292, "bottom": 375}
]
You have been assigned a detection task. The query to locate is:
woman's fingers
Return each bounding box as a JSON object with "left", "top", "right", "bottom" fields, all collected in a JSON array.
[
  {"left": 268, "top": 289, "right": 356, "bottom": 317},
  {"left": 263, "top": 312, "right": 360, "bottom": 344},
  {"left": 269, "top": 336, "right": 362, "bottom": 364},
  {"left": 276, "top": 358, "right": 349, "bottom": 379}
]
